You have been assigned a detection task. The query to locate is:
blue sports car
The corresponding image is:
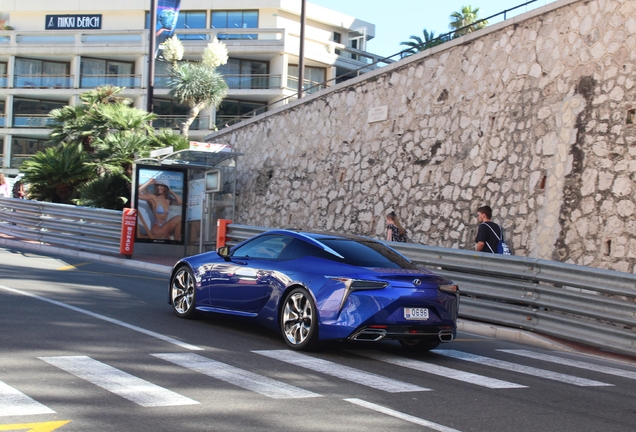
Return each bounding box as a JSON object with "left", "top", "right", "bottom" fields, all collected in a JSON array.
[{"left": 169, "top": 230, "right": 459, "bottom": 351}]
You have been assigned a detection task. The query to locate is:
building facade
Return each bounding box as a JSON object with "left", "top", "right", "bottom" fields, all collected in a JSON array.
[{"left": 0, "top": 0, "right": 383, "bottom": 175}]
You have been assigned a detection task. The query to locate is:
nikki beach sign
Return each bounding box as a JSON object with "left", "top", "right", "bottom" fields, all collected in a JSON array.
[{"left": 45, "top": 15, "right": 102, "bottom": 30}]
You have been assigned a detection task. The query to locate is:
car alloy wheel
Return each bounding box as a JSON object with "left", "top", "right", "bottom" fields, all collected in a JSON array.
[
  {"left": 171, "top": 266, "right": 196, "bottom": 318},
  {"left": 281, "top": 288, "right": 318, "bottom": 350}
]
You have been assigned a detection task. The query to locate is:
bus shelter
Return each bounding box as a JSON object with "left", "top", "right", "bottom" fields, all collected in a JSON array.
[{"left": 132, "top": 144, "right": 241, "bottom": 258}]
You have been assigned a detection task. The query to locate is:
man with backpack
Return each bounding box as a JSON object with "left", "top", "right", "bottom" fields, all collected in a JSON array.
[{"left": 475, "top": 205, "right": 510, "bottom": 254}]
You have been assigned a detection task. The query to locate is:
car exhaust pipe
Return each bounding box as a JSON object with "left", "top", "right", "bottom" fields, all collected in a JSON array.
[
  {"left": 350, "top": 328, "right": 387, "bottom": 341},
  {"left": 438, "top": 330, "right": 454, "bottom": 342}
]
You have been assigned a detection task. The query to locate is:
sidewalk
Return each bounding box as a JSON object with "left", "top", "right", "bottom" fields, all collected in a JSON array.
[{"left": 1, "top": 233, "right": 635, "bottom": 365}]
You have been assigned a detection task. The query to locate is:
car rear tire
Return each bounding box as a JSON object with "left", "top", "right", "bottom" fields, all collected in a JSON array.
[
  {"left": 280, "top": 287, "right": 319, "bottom": 351},
  {"left": 399, "top": 338, "right": 440, "bottom": 352},
  {"left": 170, "top": 266, "right": 197, "bottom": 319}
]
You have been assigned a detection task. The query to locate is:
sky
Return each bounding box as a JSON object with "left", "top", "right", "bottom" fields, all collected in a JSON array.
[{"left": 310, "top": 0, "right": 557, "bottom": 58}]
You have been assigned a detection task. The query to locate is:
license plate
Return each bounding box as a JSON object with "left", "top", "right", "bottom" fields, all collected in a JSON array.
[{"left": 404, "top": 308, "right": 429, "bottom": 320}]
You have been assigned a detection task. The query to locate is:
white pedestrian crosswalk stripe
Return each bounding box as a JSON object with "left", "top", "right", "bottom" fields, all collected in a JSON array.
[
  {"left": 498, "top": 349, "right": 636, "bottom": 380},
  {"left": 0, "top": 380, "right": 55, "bottom": 417},
  {"left": 345, "top": 398, "right": 463, "bottom": 432},
  {"left": 432, "top": 350, "right": 614, "bottom": 387},
  {"left": 39, "top": 356, "right": 199, "bottom": 407},
  {"left": 352, "top": 351, "right": 527, "bottom": 389},
  {"left": 253, "top": 350, "right": 430, "bottom": 393},
  {"left": 152, "top": 353, "right": 322, "bottom": 399},
  {"left": 6, "top": 347, "right": 627, "bottom": 415}
]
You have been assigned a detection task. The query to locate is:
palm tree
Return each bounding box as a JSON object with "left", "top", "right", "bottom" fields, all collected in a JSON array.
[
  {"left": 169, "top": 61, "right": 228, "bottom": 138},
  {"left": 80, "top": 85, "right": 129, "bottom": 107},
  {"left": 450, "top": 6, "right": 488, "bottom": 38},
  {"left": 75, "top": 172, "right": 131, "bottom": 210},
  {"left": 32, "top": 85, "right": 169, "bottom": 208},
  {"left": 21, "top": 143, "right": 96, "bottom": 204},
  {"left": 151, "top": 128, "right": 190, "bottom": 151},
  {"left": 162, "top": 37, "right": 229, "bottom": 138},
  {"left": 90, "top": 103, "right": 155, "bottom": 136},
  {"left": 400, "top": 29, "right": 448, "bottom": 57},
  {"left": 47, "top": 85, "right": 147, "bottom": 153}
]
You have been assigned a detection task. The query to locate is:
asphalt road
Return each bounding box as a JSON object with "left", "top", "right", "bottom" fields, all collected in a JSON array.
[{"left": 1, "top": 246, "right": 635, "bottom": 432}]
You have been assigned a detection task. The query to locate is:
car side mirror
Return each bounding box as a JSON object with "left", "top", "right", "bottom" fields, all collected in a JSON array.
[{"left": 217, "top": 246, "right": 231, "bottom": 261}]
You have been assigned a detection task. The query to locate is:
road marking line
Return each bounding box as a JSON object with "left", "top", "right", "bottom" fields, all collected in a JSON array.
[
  {"left": 0, "top": 380, "right": 55, "bottom": 417},
  {"left": 344, "top": 398, "right": 462, "bottom": 432},
  {"left": 253, "top": 350, "right": 430, "bottom": 393},
  {"left": 39, "top": 356, "right": 199, "bottom": 408},
  {"left": 432, "top": 350, "right": 613, "bottom": 387},
  {"left": 0, "top": 420, "right": 71, "bottom": 431},
  {"left": 0, "top": 284, "right": 203, "bottom": 351},
  {"left": 498, "top": 349, "right": 636, "bottom": 379},
  {"left": 353, "top": 351, "right": 527, "bottom": 389},
  {"left": 56, "top": 262, "right": 91, "bottom": 271},
  {"left": 153, "top": 353, "right": 321, "bottom": 399}
]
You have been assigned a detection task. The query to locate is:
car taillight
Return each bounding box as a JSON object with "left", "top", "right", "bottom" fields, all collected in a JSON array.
[
  {"left": 326, "top": 277, "right": 388, "bottom": 291},
  {"left": 439, "top": 284, "right": 458, "bottom": 293},
  {"left": 350, "top": 280, "right": 388, "bottom": 291},
  {"left": 326, "top": 277, "right": 389, "bottom": 311}
]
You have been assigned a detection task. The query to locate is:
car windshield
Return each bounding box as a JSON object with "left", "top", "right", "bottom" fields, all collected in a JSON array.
[{"left": 318, "top": 238, "right": 418, "bottom": 269}]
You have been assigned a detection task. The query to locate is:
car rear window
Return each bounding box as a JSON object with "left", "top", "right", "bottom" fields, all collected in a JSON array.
[{"left": 318, "top": 239, "right": 418, "bottom": 269}]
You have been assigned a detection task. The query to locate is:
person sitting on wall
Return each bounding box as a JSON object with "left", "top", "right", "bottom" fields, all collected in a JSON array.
[{"left": 138, "top": 178, "right": 182, "bottom": 241}]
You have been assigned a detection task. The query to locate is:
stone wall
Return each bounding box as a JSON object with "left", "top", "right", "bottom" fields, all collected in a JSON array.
[{"left": 208, "top": 0, "right": 636, "bottom": 273}]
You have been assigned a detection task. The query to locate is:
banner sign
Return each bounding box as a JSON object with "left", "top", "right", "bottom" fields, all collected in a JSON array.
[
  {"left": 46, "top": 15, "right": 102, "bottom": 30},
  {"left": 119, "top": 208, "right": 137, "bottom": 257},
  {"left": 155, "top": 0, "right": 182, "bottom": 55},
  {"left": 134, "top": 165, "right": 187, "bottom": 244},
  {"left": 189, "top": 141, "right": 232, "bottom": 153}
]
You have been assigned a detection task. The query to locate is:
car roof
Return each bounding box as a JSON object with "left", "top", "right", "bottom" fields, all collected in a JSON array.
[
  {"left": 254, "top": 229, "right": 380, "bottom": 260},
  {"left": 263, "top": 229, "right": 375, "bottom": 243}
]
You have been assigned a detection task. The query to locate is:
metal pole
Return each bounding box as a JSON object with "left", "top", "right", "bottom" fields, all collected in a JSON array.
[
  {"left": 297, "top": 0, "right": 306, "bottom": 99},
  {"left": 147, "top": 0, "right": 157, "bottom": 114}
]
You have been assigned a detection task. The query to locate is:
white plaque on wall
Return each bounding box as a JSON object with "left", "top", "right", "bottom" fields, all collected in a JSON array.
[{"left": 367, "top": 105, "right": 388, "bottom": 123}]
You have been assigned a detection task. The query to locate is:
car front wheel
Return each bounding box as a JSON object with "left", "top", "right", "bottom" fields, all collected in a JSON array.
[
  {"left": 170, "top": 266, "right": 197, "bottom": 318},
  {"left": 280, "top": 287, "right": 319, "bottom": 350}
]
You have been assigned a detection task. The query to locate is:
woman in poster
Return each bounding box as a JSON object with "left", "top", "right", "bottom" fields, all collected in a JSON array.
[{"left": 138, "top": 178, "right": 183, "bottom": 240}]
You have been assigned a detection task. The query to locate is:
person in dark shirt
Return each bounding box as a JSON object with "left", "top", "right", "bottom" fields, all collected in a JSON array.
[{"left": 475, "top": 205, "right": 503, "bottom": 253}]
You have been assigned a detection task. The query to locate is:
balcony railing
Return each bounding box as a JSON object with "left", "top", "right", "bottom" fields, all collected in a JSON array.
[
  {"left": 0, "top": 75, "right": 7, "bottom": 88},
  {"left": 80, "top": 74, "right": 141, "bottom": 88},
  {"left": 155, "top": 74, "right": 282, "bottom": 90},
  {"left": 14, "top": 75, "right": 73, "bottom": 89},
  {"left": 13, "top": 114, "right": 55, "bottom": 128},
  {"left": 223, "top": 74, "right": 281, "bottom": 90},
  {"left": 153, "top": 115, "right": 209, "bottom": 130},
  {"left": 216, "top": 111, "right": 266, "bottom": 127},
  {"left": 286, "top": 76, "right": 326, "bottom": 95},
  {"left": 0, "top": 115, "right": 5, "bottom": 127}
]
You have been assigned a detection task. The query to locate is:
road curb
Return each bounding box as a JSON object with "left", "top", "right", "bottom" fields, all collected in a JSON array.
[
  {"left": 0, "top": 237, "right": 172, "bottom": 275},
  {"left": 457, "top": 319, "right": 574, "bottom": 352}
]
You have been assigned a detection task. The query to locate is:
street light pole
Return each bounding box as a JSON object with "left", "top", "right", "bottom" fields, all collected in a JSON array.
[
  {"left": 147, "top": 0, "right": 158, "bottom": 114},
  {"left": 297, "top": 0, "right": 306, "bottom": 99}
]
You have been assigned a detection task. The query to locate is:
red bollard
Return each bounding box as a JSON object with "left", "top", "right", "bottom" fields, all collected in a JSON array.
[
  {"left": 119, "top": 208, "right": 137, "bottom": 258},
  {"left": 216, "top": 219, "right": 232, "bottom": 248}
]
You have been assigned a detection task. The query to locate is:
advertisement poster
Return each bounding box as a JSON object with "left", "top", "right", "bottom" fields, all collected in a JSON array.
[
  {"left": 155, "top": 0, "right": 182, "bottom": 57},
  {"left": 135, "top": 166, "right": 186, "bottom": 244},
  {"left": 187, "top": 178, "right": 204, "bottom": 222}
]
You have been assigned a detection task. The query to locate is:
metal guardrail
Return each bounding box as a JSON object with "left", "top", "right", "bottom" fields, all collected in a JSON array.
[
  {"left": 0, "top": 197, "right": 122, "bottom": 254},
  {"left": 0, "top": 203, "right": 633, "bottom": 357},
  {"left": 225, "top": 224, "right": 636, "bottom": 357}
]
